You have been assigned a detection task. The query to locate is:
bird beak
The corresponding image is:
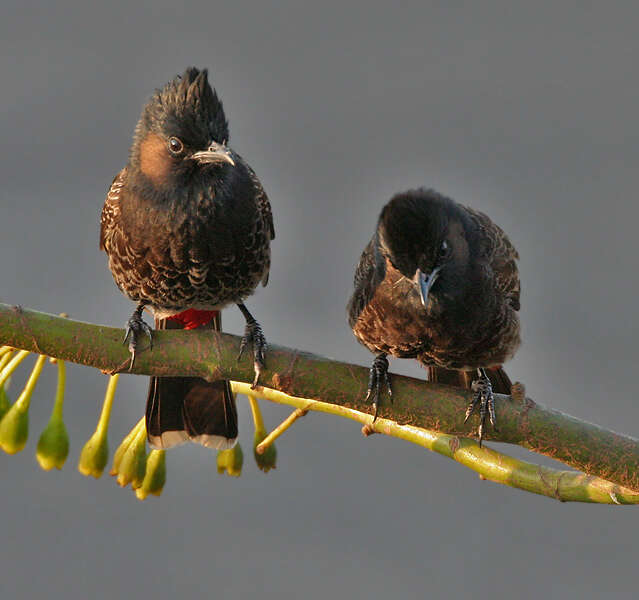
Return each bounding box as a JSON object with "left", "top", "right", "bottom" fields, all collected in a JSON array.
[
  {"left": 192, "top": 142, "right": 235, "bottom": 166},
  {"left": 415, "top": 267, "right": 441, "bottom": 307}
]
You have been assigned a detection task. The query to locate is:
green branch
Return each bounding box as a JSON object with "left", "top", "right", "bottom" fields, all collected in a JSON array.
[
  {"left": 231, "top": 382, "right": 639, "bottom": 504},
  {"left": 1, "top": 302, "right": 639, "bottom": 502}
]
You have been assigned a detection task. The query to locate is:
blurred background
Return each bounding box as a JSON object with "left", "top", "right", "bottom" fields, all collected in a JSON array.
[{"left": 1, "top": 2, "right": 638, "bottom": 598}]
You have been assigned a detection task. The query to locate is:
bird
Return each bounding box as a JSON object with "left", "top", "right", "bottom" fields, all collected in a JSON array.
[
  {"left": 100, "top": 67, "right": 274, "bottom": 450},
  {"left": 347, "top": 188, "right": 520, "bottom": 445}
]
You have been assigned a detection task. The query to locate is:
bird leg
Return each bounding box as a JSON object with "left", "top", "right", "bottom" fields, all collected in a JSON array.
[
  {"left": 122, "top": 302, "right": 153, "bottom": 370},
  {"left": 464, "top": 367, "right": 497, "bottom": 447},
  {"left": 365, "top": 353, "right": 393, "bottom": 421},
  {"left": 236, "top": 303, "right": 267, "bottom": 388}
]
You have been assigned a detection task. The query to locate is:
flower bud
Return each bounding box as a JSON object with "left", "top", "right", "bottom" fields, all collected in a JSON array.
[
  {"left": 253, "top": 428, "right": 277, "bottom": 473},
  {"left": 217, "top": 442, "right": 243, "bottom": 477},
  {"left": 78, "top": 374, "right": 119, "bottom": 478},
  {"left": 36, "top": 360, "right": 69, "bottom": 470},
  {"left": 115, "top": 424, "right": 147, "bottom": 489},
  {"left": 0, "top": 403, "right": 29, "bottom": 455},
  {"left": 135, "top": 449, "right": 166, "bottom": 500},
  {"left": 110, "top": 417, "right": 145, "bottom": 475},
  {"left": 0, "top": 354, "right": 46, "bottom": 454},
  {"left": 36, "top": 416, "right": 69, "bottom": 470},
  {"left": 78, "top": 429, "right": 109, "bottom": 478}
]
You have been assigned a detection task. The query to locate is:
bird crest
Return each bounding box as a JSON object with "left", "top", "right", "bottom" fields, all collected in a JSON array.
[{"left": 135, "top": 67, "right": 230, "bottom": 150}]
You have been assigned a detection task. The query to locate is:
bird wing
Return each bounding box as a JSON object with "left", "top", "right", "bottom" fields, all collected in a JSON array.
[
  {"left": 99, "top": 168, "right": 127, "bottom": 251},
  {"left": 347, "top": 233, "right": 387, "bottom": 328},
  {"left": 465, "top": 206, "right": 521, "bottom": 311},
  {"left": 246, "top": 164, "right": 275, "bottom": 241},
  {"left": 243, "top": 162, "right": 274, "bottom": 287}
]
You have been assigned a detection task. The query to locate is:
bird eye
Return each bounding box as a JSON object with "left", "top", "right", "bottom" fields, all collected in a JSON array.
[
  {"left": 439, "top": 240, "right": 451, "bottom": 260},
  {"left": 168, "top": 137, "right": 184, "bottom": 155}
]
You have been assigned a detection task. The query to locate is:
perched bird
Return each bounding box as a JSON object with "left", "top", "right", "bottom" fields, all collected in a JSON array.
[
  {"left": 347, "top": 188, "right": 520, "bottom": 445},
  {"left": 100, "top": 67, "right": 274, "bottom": 450}
]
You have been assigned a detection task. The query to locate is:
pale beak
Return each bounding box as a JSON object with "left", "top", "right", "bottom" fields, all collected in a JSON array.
[
  {"left": 192, "top": 142, "right": 235, "bottom": 166},
  {"left": 415, "top": 267, "right": 441, "bottom": 307}
]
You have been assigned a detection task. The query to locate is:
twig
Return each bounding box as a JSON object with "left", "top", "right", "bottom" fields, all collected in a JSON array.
[
  {"left": 255, "top": 407, "right": 307, "bottom": 454},
  {"left": 231, "top": 382, "right": 639, "bottom": 504}
]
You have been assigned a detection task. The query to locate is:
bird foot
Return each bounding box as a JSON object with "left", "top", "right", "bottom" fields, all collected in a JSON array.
[
  {"left": 365, "top": 354, "right": 392, "bottom": 421},
  {"left": 464, "top": 369, "right": 497, "bottom": 447},
  {"left": 122, "top": 304, "right": 153, "bottom": 370},
  {"left": 237, "top": 315, "right": 267, "bottom": 388}
]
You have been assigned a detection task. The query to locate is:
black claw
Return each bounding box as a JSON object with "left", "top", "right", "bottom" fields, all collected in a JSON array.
[
  {"left": 123, "top": 304, "right": 152, "bottom": 370},
  {"left": 236, "top": 304, "right": 267, "bottom": 388},
  {"left": 465, "top": 370, "right": 495, "bottom": 445},
  {"left": 366, "top": 354, "right": 391, "bottom": 421}
]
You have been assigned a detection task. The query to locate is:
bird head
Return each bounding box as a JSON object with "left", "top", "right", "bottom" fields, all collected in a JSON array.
[
  {"left": 377, "top": 188, "right": 470, "bottom": 309},
  {"left": 129, "top": 67, "right": 236, "bottom": 190}
]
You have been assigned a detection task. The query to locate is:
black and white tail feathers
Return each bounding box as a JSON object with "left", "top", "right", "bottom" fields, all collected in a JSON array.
[{"left": 145, "top": 313, "right": 238, "bottom": 450}]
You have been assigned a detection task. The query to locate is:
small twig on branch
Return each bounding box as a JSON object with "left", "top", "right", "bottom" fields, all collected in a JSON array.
[
  {"left": 253, "top": 405, "right": 308, "bottom": 455},
  {"left": 1, "top": 302, "right": 639, "bottom": 499},
  {"left": 231, "top": 381, "right": 639, "bottom": 504}
]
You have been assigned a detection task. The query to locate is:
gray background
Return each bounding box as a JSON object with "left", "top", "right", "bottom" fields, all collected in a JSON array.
[{"left": 1, "top": 1, "right": 638, "bottom": 598}]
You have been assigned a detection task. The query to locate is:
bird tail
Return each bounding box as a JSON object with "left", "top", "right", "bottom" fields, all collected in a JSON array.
[
  {"left": 426, "top": 365, "right": 513, "bottom": 395},
  {"left": 145, "top": 311, "right": 238, "bottom": 450}
]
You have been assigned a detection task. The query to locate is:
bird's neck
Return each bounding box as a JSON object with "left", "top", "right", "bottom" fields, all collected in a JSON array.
[{"left": 127, "top": 164, "right": 218, "bottom": 209}]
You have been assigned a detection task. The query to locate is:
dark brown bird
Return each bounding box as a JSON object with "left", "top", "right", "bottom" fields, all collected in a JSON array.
[
  {"left": 347, "top": 188, "right": 520, "bottom": 445},
  {"left": 100, "top": 67, "right": 274, "bottom": 450}
]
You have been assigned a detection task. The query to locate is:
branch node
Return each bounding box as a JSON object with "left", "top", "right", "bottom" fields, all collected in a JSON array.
[
  {"left": 448, "top": 436, "right": 461, "bottom": 453},
  {"left": 271, "top": 372, "right": 293, "bottom": 394},
  {"left": 510, "top": 381, "right": 526, "bottom": 404},
  {"left": 361, "top": 423, "right": 376, "bottom": 437}
]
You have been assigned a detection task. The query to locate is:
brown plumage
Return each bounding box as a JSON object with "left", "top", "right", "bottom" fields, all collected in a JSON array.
[
  {"left": 100, "top": 67, "right": 274, "bottom": 450},
  {"left": 347, "top": 188, "right": 520, "bottom": 444}
]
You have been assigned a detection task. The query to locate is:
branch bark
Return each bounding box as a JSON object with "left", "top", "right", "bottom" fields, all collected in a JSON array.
[{"left": 2, "top": 302, "right": 639, "bottom": 499}]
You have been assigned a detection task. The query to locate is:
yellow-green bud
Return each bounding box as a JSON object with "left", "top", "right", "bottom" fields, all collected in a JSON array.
[
  {"left": 36, "top": 415, "right": 69, "bottom": 470},
  {"left": 36, "top": 359, "right": 69, "bottom": 470},
  {"left": 0, "top": 402, "right": 29, "bottom": 454},
  {"left": 217, "top": 442, "right": 243, "bottom": 477},
  {"left": 0, "top": 354, "right": 46, "bottom": 454},
  {"left": 253, "top": 429, "right": 277, "bottom": 473},
  {"left": 78, "top": 429, "right": 109, "bottom": 478},
  {"left": 110, "top": 420, "right": 141, "bottom": 475},
  {"left": 79, "top": 374, "right": 120, "bottom": 478},
  {"left": 110, "top": 417, "right": 145, "bottom": 477},
  {"left": 115, "top": 425, "right": 147, "bottom": 489},
  {"left": 135, "top": 449, "right": 166, "bottom": 500}
]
